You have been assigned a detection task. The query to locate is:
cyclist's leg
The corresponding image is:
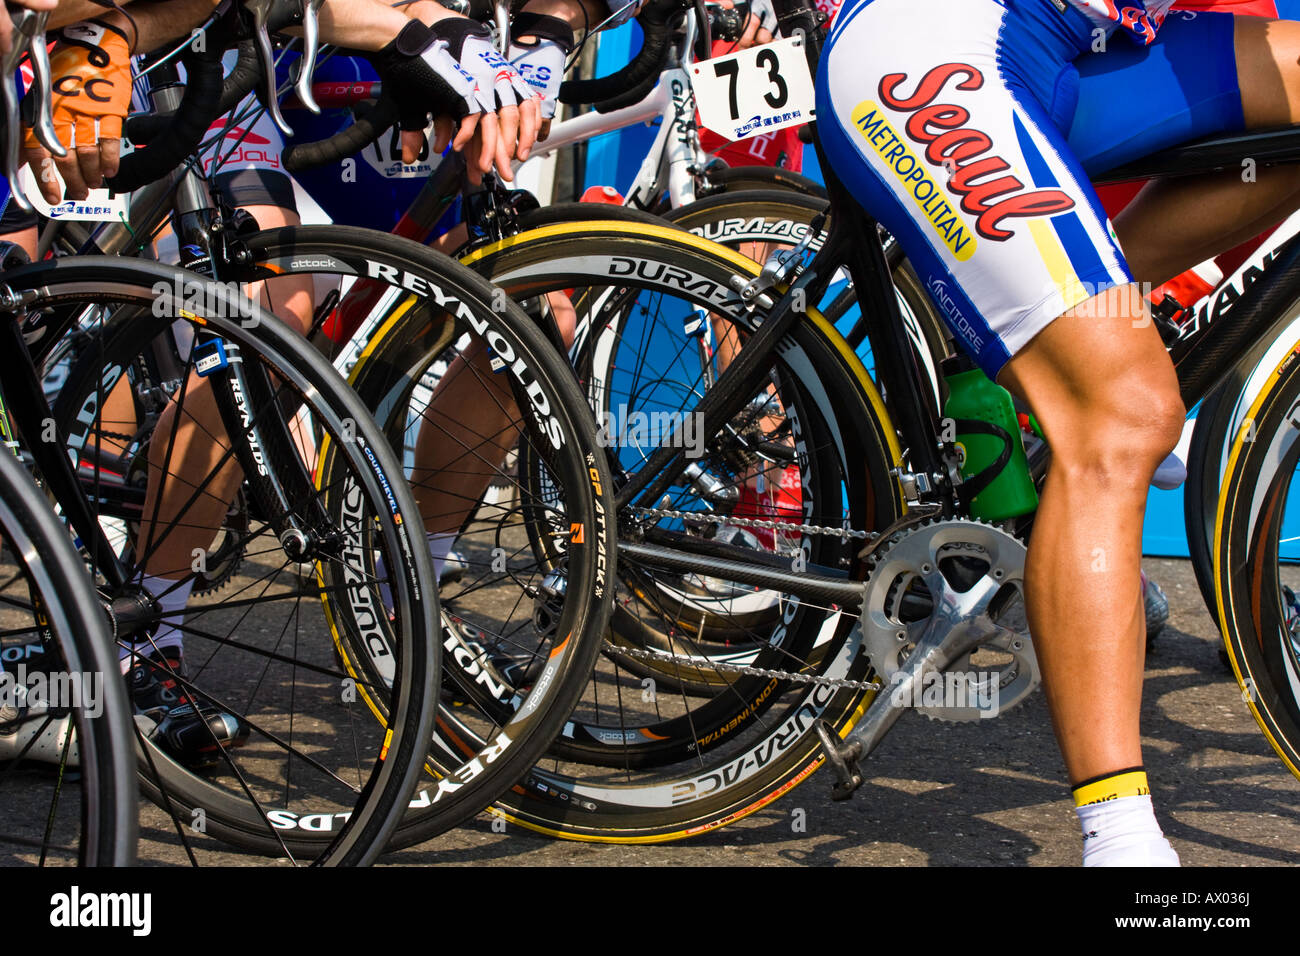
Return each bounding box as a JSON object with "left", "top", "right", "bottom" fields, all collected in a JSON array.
[
  {"left": 820, "top": 0, "right": 1183, "bottom": 863},
  {"left": 411, "top": 220, "right": 578, "bottom": 535},
  {"left": 996, "top": 302, "right": 1183, "bottom": 778},
  {"left": 131, "top": 175, "right": 307, "bottom": 728},
  {"left": 215, "top": 154, "right": 314, "bottom": 336}
]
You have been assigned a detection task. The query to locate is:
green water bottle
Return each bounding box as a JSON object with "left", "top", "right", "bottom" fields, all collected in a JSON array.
[{"left": 941, "top": 354, "right": 1039, "bottom": 521}]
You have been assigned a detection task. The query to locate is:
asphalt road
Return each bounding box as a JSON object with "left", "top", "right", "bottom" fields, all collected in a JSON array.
[{"left": 129, "top": 555, "right": 1300, "bottom": 867}]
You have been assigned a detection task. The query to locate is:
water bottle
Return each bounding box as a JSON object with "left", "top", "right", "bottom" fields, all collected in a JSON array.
[{"left": 941, "top": 354, "right": 1038, "bottom": 521}]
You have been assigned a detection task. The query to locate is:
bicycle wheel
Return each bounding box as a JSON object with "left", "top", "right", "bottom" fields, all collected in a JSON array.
[
  {"left": 462, "top": 218, "right": 906, "bottom": 840},
  {"left": 17, "top": 256, "right": 438, "bottom": 864},
  {"left": 224, "top": 226, "right": 615, "bottom": 848},
  {"left": 514, "top": 195, "right": 951, "bottom": 415},
  {"left": 1215, "top": 340, "right": 1300, "bottom": 780},
  {"left": 1186, "top": 309, "right": 1300, "bottom": 615},
  {"left": 0, "top": 449, "right": 136, "bottom": 866}
]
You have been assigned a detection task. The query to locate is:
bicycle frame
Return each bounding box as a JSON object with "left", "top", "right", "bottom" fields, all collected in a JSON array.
[{"left": 525, "top": 11, "right": 707, "bottom": 210}]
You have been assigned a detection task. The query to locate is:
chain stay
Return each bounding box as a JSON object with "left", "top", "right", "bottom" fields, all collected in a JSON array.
[{"left": 617, "top": 505, "right": 878, "bottom": 687}]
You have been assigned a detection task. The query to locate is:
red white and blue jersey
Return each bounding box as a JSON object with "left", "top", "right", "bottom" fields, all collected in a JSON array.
[{"left": 1067, "top": 0, "right": 1177, "bottom": 43}]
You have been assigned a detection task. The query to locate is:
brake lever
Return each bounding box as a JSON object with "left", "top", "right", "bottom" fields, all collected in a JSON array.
[
  {"left": 23, "top": 12, "right": 62, "bottom": 157},
  {"left": 244, "top": 0, "right": 293, "bottom": 135},
  {"left": 3, "top": 9, "right": 64, "bottom": 212},
  {"left": 493, "top": 0, "right": 510, "bottom": 53},
  {"left": 292, "top": 0, "right": 323, "bottom": 114}
]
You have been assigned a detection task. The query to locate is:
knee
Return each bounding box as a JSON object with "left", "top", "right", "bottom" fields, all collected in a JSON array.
[{"left": 1052, "top": 379, "right": 1185, "bottom": 485}]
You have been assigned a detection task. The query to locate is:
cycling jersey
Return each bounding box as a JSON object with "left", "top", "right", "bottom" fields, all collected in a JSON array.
[
  {"left": 1068, "top": 0, "right": 1176, "bottom": 42},
  {"left": 819, "top": 0, "right": 1247, "bottom": 377}
]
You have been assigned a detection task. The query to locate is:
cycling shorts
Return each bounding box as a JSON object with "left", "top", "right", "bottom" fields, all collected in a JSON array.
[
  {"left": 818, "top": 0, "right": 1246, "bottom": 378},
  {"left": 160, "top": 52, "right": 298, "bottom": 214}
]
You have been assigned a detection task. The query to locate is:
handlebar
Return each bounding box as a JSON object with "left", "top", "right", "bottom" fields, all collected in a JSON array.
[
  {"left": 557, "top": 0, "right": 693, "bottom": 113},
  {"left": 282, "top": 94, "right": 398, "bottom": 173},
  {"left": 106, "top": 44, "right": 226, "bottom": 194},
  {"left": 123, "top": 39, "right": 262, "bottom": 147}
]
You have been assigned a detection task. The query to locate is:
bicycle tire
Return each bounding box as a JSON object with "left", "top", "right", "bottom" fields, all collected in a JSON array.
[
  {"left": 460, "top": 218, "right": 907, "bottom": 840},
  {"left": 1186, "top": 306, "right": 1300, "bottom": 615},
  {"left": 19, "top": 256, "right": 438, "bottom": 864},
  {"left": 224, "top": 225, "right": 615, "bottom": 849},
  {"left": 0, "top": 449, "right": 137, "bottom": 866},
  {"left": 1214, "top": 339, "right": 1300, "bottom": 781}
]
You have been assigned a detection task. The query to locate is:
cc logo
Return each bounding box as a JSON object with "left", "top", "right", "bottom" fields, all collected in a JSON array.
[{"left": 53, "top": 75, "right": 114, "bottom": 102}]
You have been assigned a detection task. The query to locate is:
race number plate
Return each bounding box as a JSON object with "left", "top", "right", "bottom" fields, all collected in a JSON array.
[
  {"left": 17, "top": 166, "right": 129, "bottom": 222},
  {"left": 692, "top": 35, "right": 816, "bottom": 141}
]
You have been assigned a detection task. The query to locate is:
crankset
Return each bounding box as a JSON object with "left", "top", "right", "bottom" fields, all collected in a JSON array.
[
  {"left": 862, "top": 517, "right": 1037, "bottom": 722},
  {"left": 817, "top": 517, "right": 1034, "bottom": 799}
]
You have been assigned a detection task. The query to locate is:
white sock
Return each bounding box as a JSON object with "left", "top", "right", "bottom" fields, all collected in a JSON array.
[
  {"left": 121, "top": 574, "right": 194, "bottom": 673},
  {"left": 376, "top": 532, "right": 459, "bottom": 609},
  {"left": 427, "top": 532, "right": 456, "bottom": 582},
  {"left": 1077, "top": 794, "right": 1179, "bottom": 867}
]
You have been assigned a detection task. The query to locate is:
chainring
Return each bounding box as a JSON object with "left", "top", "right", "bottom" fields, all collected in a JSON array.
[{"left": 862, "top": 517, "right": 1039, "bottom": 721}]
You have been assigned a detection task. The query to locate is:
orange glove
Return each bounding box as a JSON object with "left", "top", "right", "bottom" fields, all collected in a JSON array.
[{"left": 23, "top": 19, "right": 133, "bottom": 203}]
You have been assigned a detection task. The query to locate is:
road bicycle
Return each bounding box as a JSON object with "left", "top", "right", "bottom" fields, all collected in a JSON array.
[
  {"left": 38, "top": 20, "right": 618, "bottom": 853},
  {"left": 432, "top": 0, "right": 1300, "bottom": 839},
  {"left": 1, "top": 20, "right": 444, "bottom": 858},
  {"left": 0, "top": 420, "right": 137, "bottom": 866}
]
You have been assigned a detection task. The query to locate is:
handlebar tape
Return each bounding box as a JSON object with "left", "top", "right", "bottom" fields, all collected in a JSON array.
[
  {"left": 107, "top": 44, "right": 225, "bottom": 193},
  {"left": 282, "top": 93, "right": 399, "bottom": 172},
  {"left": 558, "top": 0, "right": 692, "bottom": 113}
]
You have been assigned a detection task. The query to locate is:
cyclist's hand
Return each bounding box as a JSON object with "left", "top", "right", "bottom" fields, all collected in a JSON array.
[
  {"left": 22, "top": 19, "right": 133, "bottom": 203},
  {"left": 716, "top": 0, "right": 774, "bottom": 48},
  {"left": 372, "top": 17, "right": 540, "bottom": 181},
  {"left": 371, "top": 18, "right": 482, "bottom": 155},
  {"left": 509, "top": 14, "right": 575, "bottom": 141},
  {"left": 433, "top": 17, "right": 541, "bottom": 177}
]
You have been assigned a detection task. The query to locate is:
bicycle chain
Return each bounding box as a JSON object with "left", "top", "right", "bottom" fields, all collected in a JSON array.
[
  {"left": 602, "top": 641, "right": 882, "bottom": 692},
  {"left": 628, "top": 506, "right": 877, "bottom": 541},
  {"left": 615, "top": 507, "right": 880, "bottom": 688}
]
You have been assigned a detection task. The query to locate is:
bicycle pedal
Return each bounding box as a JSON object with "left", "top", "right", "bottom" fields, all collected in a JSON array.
[{"left": 815, "top": 720, "right": 863, "bottom": 801}]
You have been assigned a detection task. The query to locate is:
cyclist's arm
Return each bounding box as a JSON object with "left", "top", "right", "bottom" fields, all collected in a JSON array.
[{"left": 519, "top": 0, "right": 609, "bottom": 30}]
